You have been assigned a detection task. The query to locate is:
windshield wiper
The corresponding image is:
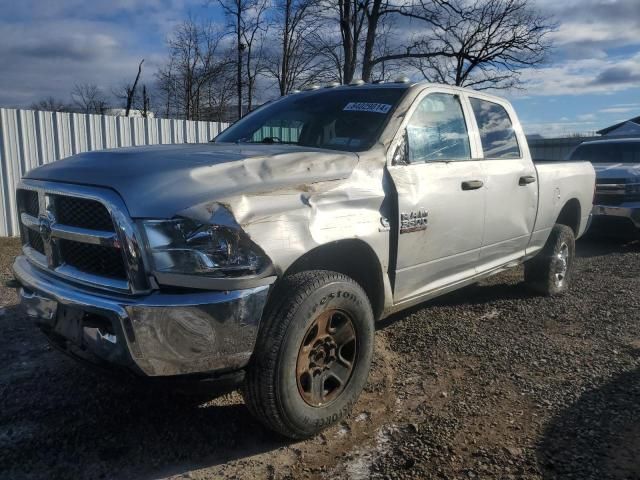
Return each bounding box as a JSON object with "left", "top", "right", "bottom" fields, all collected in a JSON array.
[{"left": 235, "top": 136, "right": 297, "bottom": 145}]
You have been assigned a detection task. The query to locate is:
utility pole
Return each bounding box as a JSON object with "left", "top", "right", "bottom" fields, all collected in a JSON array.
[{"left": 237, "top": 1, "right": 244, "bottom": 119}]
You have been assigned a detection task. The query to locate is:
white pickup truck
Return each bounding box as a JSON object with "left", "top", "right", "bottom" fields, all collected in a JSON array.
[{"left": 13, "top": 81, "right": 595, "bottom": 438}]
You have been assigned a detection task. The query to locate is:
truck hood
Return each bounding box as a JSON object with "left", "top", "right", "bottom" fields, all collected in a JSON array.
[
  {"left": 592, "top": 162, "right": 640, "bottom": 181},
  {"left": 26, "top": 143, "right": 359, "bottom": 218}
]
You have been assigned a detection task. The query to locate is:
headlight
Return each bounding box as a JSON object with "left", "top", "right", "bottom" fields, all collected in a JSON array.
[{"left": 141, "top": 218, "right": 265, "bottom": 277}]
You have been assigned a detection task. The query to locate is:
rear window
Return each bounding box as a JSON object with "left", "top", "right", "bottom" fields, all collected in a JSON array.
[
  {"left": 569, "top": 142, "right": 640, "bottom": 163},
  {"left": 470, "top": 98, "right": 521, "bottom": 159}
]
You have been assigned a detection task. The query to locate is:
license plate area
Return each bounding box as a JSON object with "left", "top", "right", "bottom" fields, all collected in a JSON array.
[{"left": 54, "top": 305, "right": 86, "bottom": 344}]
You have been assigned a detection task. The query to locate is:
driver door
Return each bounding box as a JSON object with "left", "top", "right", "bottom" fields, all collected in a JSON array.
[{"left": 387, "top": 90, "right": 486, "bottom": 302}]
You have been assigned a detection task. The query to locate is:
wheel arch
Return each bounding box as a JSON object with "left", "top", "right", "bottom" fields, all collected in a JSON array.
[
  {"left": 280, "top": 239, "right": 386, "bottom": 321},
  {"left": 556, "top": 198, "right": 581, "bottom": 235}
]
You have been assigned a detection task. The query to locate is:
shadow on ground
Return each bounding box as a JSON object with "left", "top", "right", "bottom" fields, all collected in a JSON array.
[
  {"left": 577, "top": 232, "right": 640, "bottom": 258},
  {"left": 537, "top": 364, "right": 640, "bottom": 479},
  {"left": 0, "top": 304, "right": 289, "bottom": 480}
]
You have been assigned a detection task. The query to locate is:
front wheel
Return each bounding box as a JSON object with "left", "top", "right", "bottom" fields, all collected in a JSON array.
[
  {"left": 525, "top": 224, "right": 576, "bottom": 296},
  {"left": 243, "top": 270, "right": 375, "bottom": 439}
]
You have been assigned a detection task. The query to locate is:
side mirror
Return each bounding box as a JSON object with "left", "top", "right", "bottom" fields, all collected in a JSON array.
[{"left": 392, "top": 130, "right": 409, "bottom": 165}]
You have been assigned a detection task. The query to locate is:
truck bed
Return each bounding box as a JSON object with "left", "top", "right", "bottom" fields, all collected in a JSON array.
[{"left": 527, "top": 160, "right": 595, "bottom": 254}]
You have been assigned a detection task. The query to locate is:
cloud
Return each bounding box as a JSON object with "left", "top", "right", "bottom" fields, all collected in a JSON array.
[
  {"left": 590, "top": 66, "right": 640, "bottom": 86},
  {"left": 3, "top": 0, "right": 173, "bottom": 20},
  {"left": 0, "top": 0, "right": 205, "bottom": 108},
  {"left": 521, "top": 119, "right": 598, "bottom": 137},
  {"left": 533, "top": 0, "right": 640, "bottom": 77},
  {"left": 516, "top": 52, "right": 640, "bottom": 97},
  {"left": 12, "top": 33, "right": 120, "bottom": 62},
  {"left": 599, "top": 107, "right": 637, "bottom": 114},
  {"left": 0, "top": 0, "right": 639, "bottom": 110},
  {"left": 577, "top": 113, "right": 596, "bottom": 121},
  {"left": 541, "top": 0, "right": 640, "bottom": 49}
]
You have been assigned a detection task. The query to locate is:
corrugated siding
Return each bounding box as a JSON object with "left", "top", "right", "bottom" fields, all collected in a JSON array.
[
  {"left": 527, "top": 137, "right": 588, "bottom": 161},
  {"left": 0, "top": 108, "right": 228, "bottom": 236}
]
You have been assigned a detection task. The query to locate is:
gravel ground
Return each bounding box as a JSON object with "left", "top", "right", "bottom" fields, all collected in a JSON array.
[{"left": 1, "top": 234, "right": 639, "bottom": 480}]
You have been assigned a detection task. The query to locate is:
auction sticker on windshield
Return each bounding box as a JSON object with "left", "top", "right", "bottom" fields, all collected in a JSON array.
[{"left": 343, "top": 102, "right": 392, "bottom": 114}]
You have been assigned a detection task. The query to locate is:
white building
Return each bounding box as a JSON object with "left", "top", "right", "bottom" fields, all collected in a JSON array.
[{"left": 104, "top": 108, "right": 155, "bottom": 118}]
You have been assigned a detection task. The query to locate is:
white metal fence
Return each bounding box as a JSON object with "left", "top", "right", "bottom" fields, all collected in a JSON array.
[{"left": 0, "top": 108, "right": 228, "bottom": 236}]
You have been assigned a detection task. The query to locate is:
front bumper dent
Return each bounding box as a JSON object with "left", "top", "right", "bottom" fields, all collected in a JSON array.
[
  {"left": 592, "top": 203, "right": 640, "bottom": 229},
  {"left": 12, "top": 255, "right": 270, "bottom": 377}
]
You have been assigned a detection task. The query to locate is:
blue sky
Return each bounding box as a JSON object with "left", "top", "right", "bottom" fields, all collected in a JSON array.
[{"left": 0, "top": 0, "right": 638, "bottom": 137}]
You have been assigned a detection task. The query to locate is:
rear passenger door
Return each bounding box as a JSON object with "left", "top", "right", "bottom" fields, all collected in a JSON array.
[{"left": 468, "top": 96, "right": 538, "bottom": 271}]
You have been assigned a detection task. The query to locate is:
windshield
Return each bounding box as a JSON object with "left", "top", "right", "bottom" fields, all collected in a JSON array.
[
  {"left": 215, "top": 88, "right": 406, "bottom": 152},
  {"left": 570, "top": 142, "right": 640, "bottom": 163}
]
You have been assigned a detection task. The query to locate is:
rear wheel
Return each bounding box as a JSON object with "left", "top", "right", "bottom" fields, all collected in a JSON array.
[
  {"left": 243, "top": 270, "right": 374, "bottom": 439},
  {"left": 525, "top": 224, "right": 576, "bottom": 296}
]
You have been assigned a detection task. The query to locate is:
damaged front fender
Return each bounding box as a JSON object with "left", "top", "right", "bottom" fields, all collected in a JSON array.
[{"left": 177, "top": 147, "right": 394, "bottom": 313}]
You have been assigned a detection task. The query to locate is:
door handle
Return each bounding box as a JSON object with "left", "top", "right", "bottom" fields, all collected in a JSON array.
[
  {"left": 461, "top": 180, "right": 484, "bottom": 190},
  {"left": 519, "top": 175, "right": 536, "bottom": 186}
]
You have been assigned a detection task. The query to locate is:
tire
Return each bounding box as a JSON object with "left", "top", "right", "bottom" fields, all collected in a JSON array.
[
  {"left": 524, "top": 224, "right": 576, "bottom": 296},
  {"left": 243, "top": 270, "right": 375, "bottom": 439}
]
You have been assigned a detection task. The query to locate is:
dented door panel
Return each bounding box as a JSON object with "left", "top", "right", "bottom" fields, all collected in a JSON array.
[{"left": 388, "top": 161, "right": 486, "bottom": 302}]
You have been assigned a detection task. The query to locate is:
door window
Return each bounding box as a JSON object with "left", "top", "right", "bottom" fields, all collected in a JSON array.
[
  {"left": 470, "top": 98, "right": 521, "bottom": 159},
  {"left": 406, "top": 93, "right": 471, "bottom": 163}
]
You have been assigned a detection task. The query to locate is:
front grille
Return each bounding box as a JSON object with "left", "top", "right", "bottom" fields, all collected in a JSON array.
[
  {"left": 27, "top": 229, "right": 45, "bottom": 255},
  {"left": 54, "top": 196, "right": 114, "bottom": 232},
  {"left": 595, "top": 178, "right": 640, "bottom": 205},
  {"left": 17, "top": 185, "right": 133, "bottom": 287},
  {"left": 59, "top": 240, "right": 127, "bottom": 279},
  {"left": 594, "top": 193, "right": 640, "bottom": 206},
  {"left": 17, "top": 189, "right": 39, "bottom": 216},
  {"left": 596, "top": 178, "right": 627, "bottom": 185}
]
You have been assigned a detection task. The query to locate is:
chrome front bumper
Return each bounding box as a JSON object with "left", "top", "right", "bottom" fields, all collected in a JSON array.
[
  {"left": 13, "top": 255, "right": 270, "bottom": 377},
  {"left": 592, "top": 203, "right": 640, "bottom": 229}
]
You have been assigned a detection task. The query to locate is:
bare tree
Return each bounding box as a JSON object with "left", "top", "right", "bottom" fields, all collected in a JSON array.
[
  {"left": 154, "top": 0, "right": 554, "bottom": 118},
  {"left": 30, "top": 97, "right": 71, "bottom": 112},
  {"left": 307, "top": 27, "right": 346, "bottom": 84},
  {"left": 141, "top": 84, "right": 151, "bottom": 117},
  {"left": 124, "top": 59, "right": 145, "bottom": 116},
  {"left": 266, "top": 0, "right": 329, "bottom": 95},
  {"left": 367, "top": 15, "right": 398, "bottom": 82},
  {"left": 361, "top": 0, "right": 388, "bottom": 82},
  {"left": 317, "top": 0, "right": 400, "bottom": 83},
  {"left": 156, "top": 19, "right": 234, "bottom": 120},
  {"left": 217, "top": 0, "right": 270, "bottom": 117},
  {"left": 242, "top": 0, "right": 269, "bottom": 110},
  {"left": 314, "top": 0, "right": 553, "bottom": 88},
  {"left": 217, "top": 0, "right": 245, "bottom": 119},
  {"left": 314, "top": 0, "right": 401, "bottom": 84},
  {"left": 71, "top": 83, "right": 107, "bottom": 114},
  {"left": 113, "top": 60, "right": 146, "bottom": 116},
  {"left": 336, "top": 0, "right": 368, "bottom": 84},
  {"left": 389, "top": 0, "right": 556, "bottom": 89}
]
